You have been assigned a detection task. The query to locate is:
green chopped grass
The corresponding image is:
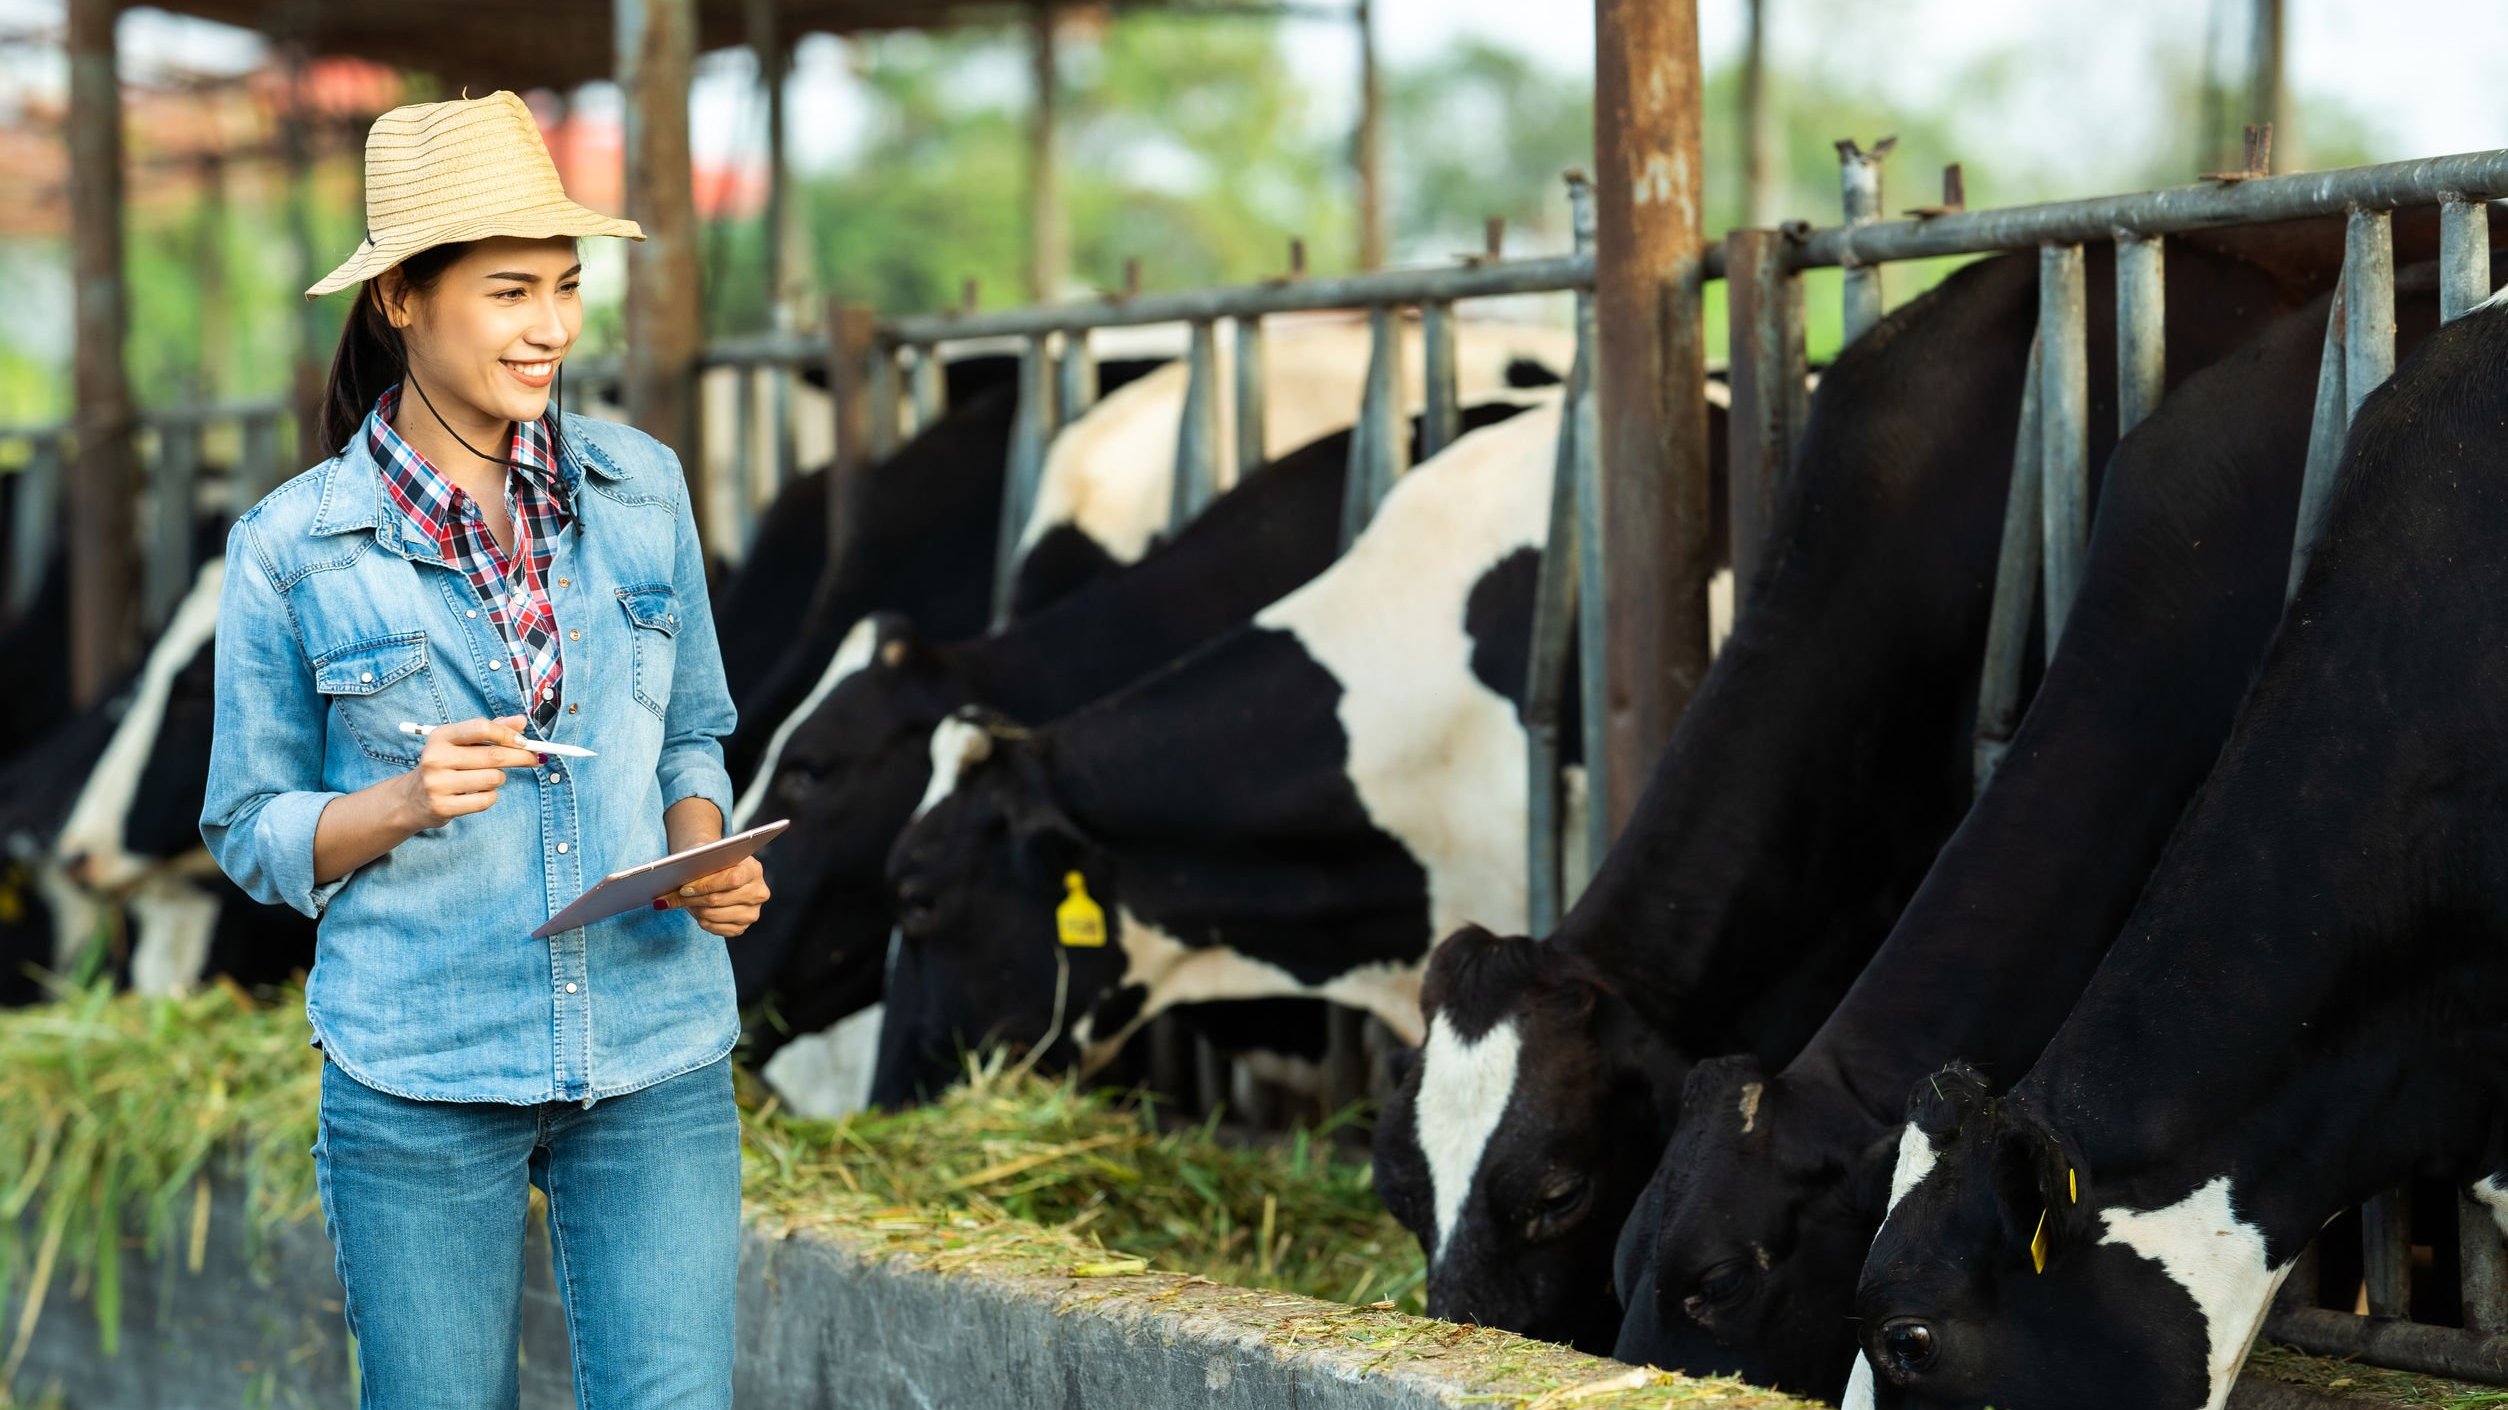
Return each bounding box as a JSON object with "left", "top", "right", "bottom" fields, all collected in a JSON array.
[{"left": 2243, "top": 1342, "right": 2508, "bottom": 1408}]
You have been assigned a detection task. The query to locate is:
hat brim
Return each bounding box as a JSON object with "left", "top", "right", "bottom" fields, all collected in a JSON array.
[{"left": 303, "top": 202, "right": 646, "bottom": 299}]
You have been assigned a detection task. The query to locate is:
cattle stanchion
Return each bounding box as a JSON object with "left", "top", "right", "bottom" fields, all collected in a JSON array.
[
  {"left": 1524, "top": 357, "right": 1586, "bottom": 935},
  {"left": 991, "top": 333, "right": 1060, "bottom": 627},
  {"left": 1419, "top": 300, "right": 1461, "bottom": 462},
  {"left": 1722, "top": 226, "right": 1806, "bottom": 600},
  {"left": 1233, "top": 317, "right": 1267, "bottom": 481},
  {"left": 1339, "top": 305, "right": 1409, "bottom": 545},
  {"left": 2439, "top": 198, "right": 2494, "bottom": 321},
  {"left": 1972, "top": 337, "right": 2044, "bottom": 789},
  {"left": 146, "top": 416, "right": 200, "bottom": 632},
  {"left": 2114, "top": 230, "right": 2166, "bottom": 433},
  {"left": 2037, "top": 243, "right": 2091, "bottom": 654},
  {"left": 1172, "top": 321, "right": 1222, "bottom": 529},
  {"left": 1837, "top": 137, "right": 1895, "bottom": 346},
  {"left": 867, "top": 346, "right": 901, "bottom": 463},
  {"left": 1059, "top": 328, "right": 1098, "bottom": 433},
  {"left": 1564, "top": 174, "right": 1611, "bottom": 886},
  {"left": 2344, "top": 208, "right": 2398, "bottom": 426},
  {"left": 909, "top": 344, "right": 946, "bottom": 435}
]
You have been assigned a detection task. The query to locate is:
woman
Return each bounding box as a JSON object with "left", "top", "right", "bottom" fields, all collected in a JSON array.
[{"left": 199, "top": 90, "right": 768, "bottom": 1407}]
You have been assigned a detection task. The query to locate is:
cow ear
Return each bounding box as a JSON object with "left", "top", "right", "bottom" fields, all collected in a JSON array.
[
  {"left": 870, "top": 613, "right": 924, "bottom": 670},
  {"left": 1991, "top": 1108, "right": 2091, "bottom": 1273},
  {"left": 1904, "top": 1062, "right": 1992, "bottom": 1144}
]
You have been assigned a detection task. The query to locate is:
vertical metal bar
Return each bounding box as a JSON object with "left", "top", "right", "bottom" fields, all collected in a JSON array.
[
  {"left": 2038, "top": 243, "right": 2091, "bottom": 654},
  {"left": 1420, "top": 299, "right": 1460, "bottom": 462},
  {"left": 9, "top": 433, "right": 60, "bottom": 618},
  {"left": 1325, "top": 1007, "right": 1369, "bottom": 1114},
  {"left": 2287, "top": 274, "right": 2349, "bottom": 601},
  {"left": 910, "top": 344, "right": 945, "bottom": 433},
  {"left": 1171, "top": 320, "right": 1221, "bottom": 530},
  {"left": 1525, "top": 374, "right": 1584, "bottom": 935},
  {"left": 991, "top": 333, "right": 1056, "bottom": 627},
  {"left": 867, "top": 346, "right": 899, "bottom": 462},
  {"left": 1837, "top": 138, "right": 1894, "bottom": 345},
  {"left": 2439, "top": 198, "right": 2493, "bottom": 324},
  {"left": 1340, "top": 304, "right": 1409, "bottom": 545},
  {"left": 1724, "top": 228, "right": 1803, "bottom": 601},
  {"left": 1974, "top": 338, "right": 2045, "bottom": 789},
  {"left": 148, "top": 421, "right": 199, "bottom": 632},
  {"left": 2462, "top": 1191, "right": 2508, "bottom": 1336},
  {"left": 2345, "top": 208, "right": 2397, "bottom": 424},
  {"left": 236, "top": 409, "right": 279, "bottom": 519},
  {"left": 1232, "top": 316, "right": 1267, "bottom": 482},
  {"left": 2114, "top": 230, "right": 2166, "bottom": 435},
  {"left": 770, "top": 360, "right": 797, "bottom": 499},
  {"left": 731, "top": 363, "right": 759, "bottom": 557},
  {"left": 2363, "top": 1187, "right": 2411, "bottom": 1319},
  {"left": 1566, "top": 179, "right": 1610, "bottom": 881},
  {"left": 1057, "top": 327, "right": 1097, "bottom": 430}
]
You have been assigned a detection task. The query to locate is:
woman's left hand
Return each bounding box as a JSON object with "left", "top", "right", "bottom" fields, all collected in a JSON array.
[{"left": 659, "top": 856, "right": 769, "bottom": 937}]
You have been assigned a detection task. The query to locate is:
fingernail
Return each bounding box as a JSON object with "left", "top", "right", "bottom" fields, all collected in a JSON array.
[
  {"left": 679, "top": 884, "right": 696, "bottom": 897},
  {"left": 653, "top": 897, "right": 669, "bottom": 910}
]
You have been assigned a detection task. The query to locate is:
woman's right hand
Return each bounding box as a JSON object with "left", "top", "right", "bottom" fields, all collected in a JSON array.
[{"left": 398, "top": 714, "right": 547, "bottom": 829}]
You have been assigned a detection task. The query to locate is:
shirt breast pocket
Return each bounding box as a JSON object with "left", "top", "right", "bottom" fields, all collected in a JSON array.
[
  {"left": 616, "top": 583, "right": 680, "bottom": 722},
  {"left": 313, "top": 632, "right": 447, "bottom": 768}
]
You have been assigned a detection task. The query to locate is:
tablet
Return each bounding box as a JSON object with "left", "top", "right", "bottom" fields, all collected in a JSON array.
[{"left": 531, "top": 818, "right": 790, "bottom": 938}]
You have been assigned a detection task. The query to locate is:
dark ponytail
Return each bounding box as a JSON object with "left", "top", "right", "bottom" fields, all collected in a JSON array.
[{"left": 314, "top": 240, "right": 474, "bottom": 459}]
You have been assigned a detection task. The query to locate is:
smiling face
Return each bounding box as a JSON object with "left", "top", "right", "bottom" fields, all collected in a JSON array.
[
  {"left": 1612, "top": 1056, "right": 1898, "bottom": 1398},
  {"left": 377, "top": 235, "right": 582, "bottom": 433},
  {"left": 1371, "top": 927, "right": 1681, "bottom": 1353}
]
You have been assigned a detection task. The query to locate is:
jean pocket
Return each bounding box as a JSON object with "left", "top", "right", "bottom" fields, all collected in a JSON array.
[
  {"left": 616, "top": 584, "right": 680, "bottom": 722},
  {"left": 313, "top": 632, "right": 448, "bottom": 767}
]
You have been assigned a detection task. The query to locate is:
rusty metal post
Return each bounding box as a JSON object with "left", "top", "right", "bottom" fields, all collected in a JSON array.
[
  {"left": 2115, "top": 230, "right": 2166, "bottom": 434},
  {"left": 1837, "top": 138, "right": 1895, "bottom": 345},
  {"left": 1420, "top": 301, "right": 1460, "bottom": 462},
  {"left": 1057, "top": 328, "right": 1097, "bottom": 430},
  {"left": 1027, "top": 3, "right": 1067, "bottom": 301},
  {"left": 1172, "top": 320, "right": 1221, "bottom": 528},
  {"left": 827, "top": 302, "right": 879, "bottom": 556},
  {"left": 68, "top": 0, "right": 137, "bottom": 707},
  {"left": 1975, "top": 337, "right": 2044, "bottom": 788},
  {"left": 2038, "top": 243, "right": 2091, "bottom": 655},
  {"left": 1591, "top": 0, "right": 1711, "bottom": 843},
  {"left": 1232, "top": 317, "right": 1267, "bottom": 481},
  {"left": 2439, "top": 198, "right": 2493, "bottom": 322},
  {"left": 618, "top": 0, "right": 709, "bottom": 541},
  {"left": 1354, "top": 0, "right": 1386, "bottom": 271},
  {"left": 1723, "top": 227, "right": 1804, "bottom": 601},
  {"left": 1741, "top": 0, "right": 1776, "bottom": 227},
  {"left": 992, "top": 333, "right": 1057, "bottom": 626},
  {"left": 746, "top": 0, "right": 796, "bottom": 322}
]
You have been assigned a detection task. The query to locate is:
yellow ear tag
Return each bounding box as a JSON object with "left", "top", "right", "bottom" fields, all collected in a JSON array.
[
  {"left": 2068, "top": 1168, "right": 2078, "bottom": 1204},
  {"left": 2030, "top": 1208, "right": 2051, "bottom": 1274},
  {"left": 1055, "top": 872, "right": 1106, "bottom": 948},
  {"left": 0, "top": 864, "right": 24, "bottom": 925}
]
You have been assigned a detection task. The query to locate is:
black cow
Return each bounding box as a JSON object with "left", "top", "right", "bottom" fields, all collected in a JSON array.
[
  {"left": 1847, "top": 285, "right": 2508, "bottom": 1410},
  {"left": 1367, "top": 239, "right": 2327, "bottom": 1355},
  {"left": 729, "top": 401, "right": 1548, "bottom": 1085},
  {"left": 875, "top": 402, "right": 1587, "bottom": 1106},
  {"left": 1612, "top": 270, "right": 2451, "bottom": 1398}
]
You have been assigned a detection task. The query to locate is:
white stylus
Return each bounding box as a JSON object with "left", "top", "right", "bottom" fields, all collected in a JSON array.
[{"left": 398, "top": 720, "right": 598, "bottom": 759}]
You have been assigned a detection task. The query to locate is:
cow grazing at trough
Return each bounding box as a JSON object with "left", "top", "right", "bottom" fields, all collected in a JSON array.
[
  {"left": 1846, "top": 286, "right": 2508, "bottom": 1410},
  {"left": 728, "top": 401, "right": 1550, "bottom": 1101},
  {"left": 1367, "top": 239, "right": 2327, "bottom": 1355},
  {"left": 1611, "top": 271, "right": 2450, "bottom": 1398},
  {"left": 1008, "top": 318, "right": 1570, "bottom": 616},
  {"left": 875, "top": 398, "right": 1643, "bottom": 1106}
]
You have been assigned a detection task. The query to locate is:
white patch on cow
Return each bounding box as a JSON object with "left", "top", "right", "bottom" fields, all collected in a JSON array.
[
  {"left": 2472, "top": 1174, "right": 2508, "bottom": 1241},
  {"left": 1883, "top": 1123, "right": 1938, "bottom": 1218},
  {"left": 127, "top": 872, "right": 220, "bottom": 996},
  {"left": 731, "top": 616, "right": 879, "bottom": 830},
  {"left": 1840, "top": 1352, "right": 1877, "bottom": 1410},
  {"left": 1016, "top": 319, "right": 1576, "bottom": 575},
  {"left": 1257, "top": 401, "right": 1564, "bottom": 951},
  {"left": 1708, "top": 566, "right": 1734, "bottom": 658},
  {"left": 1703, "top": 378, "right": 1732, "bottom": 411},
  {"left": 1232, "top": 1048, "right": 1323, "bottom": 1099},
  {"left": 2098, "top": 1176, "right": 2287, "bottom": 1410},
  {"left": 1416, "top": 1013, "right": 1525, "bottom": 1262},
  {"left": 55, "top": 561, "right": 226, "bottom": 889},
  {"left": 913, "top": 717, "right": 994, "bottom": 821},
  {"left": 760, "top": 1003, "right": 883, "bottom": 1120},
  {"left": 41, "top": 860, "right": 106, "bottom": 976},
  {"left": 1737, "top": 1081, "right": 1764, "bottom": 1134}
]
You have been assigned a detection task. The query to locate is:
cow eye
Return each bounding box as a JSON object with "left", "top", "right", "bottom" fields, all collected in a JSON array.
[
  {"left": 1697, "top": 1260, "right": 1749, "bottom": 1304},
  {"left": 1878, "top": 1318, "right": 1938, "bottom": 1375},
  {"left": 1523, "top": 1174, "right": 1589, "bottom": 1238}
]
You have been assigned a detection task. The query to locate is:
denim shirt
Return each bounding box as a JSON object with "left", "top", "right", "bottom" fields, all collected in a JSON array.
[{"left": 199, "top": 410, "right": 741, "bottom": 1108}]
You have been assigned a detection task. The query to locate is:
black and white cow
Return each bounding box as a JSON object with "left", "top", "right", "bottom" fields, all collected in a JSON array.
[
  {"left": 1612, "top": 270, "right": 2450, "bottom": 1397},
  {"left": 1847, "top": 283, "right": 2508, "bottom": 1410},
  {"left": 1367, "top": 240, "right": 2329, "bottom": 1355},
  {"left": 727, "top": 401, "right": 1549, "bottom": 1109},
  {"left": 876, "top": 398, "right": 1644, "bottom": 1105},
  {"left": 1008, "top": 318, "right": 1572, "bottom": 616}
]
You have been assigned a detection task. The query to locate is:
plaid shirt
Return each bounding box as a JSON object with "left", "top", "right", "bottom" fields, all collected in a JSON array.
[{"left": 365, "top": 383, "right": 574, "bottom": 736}]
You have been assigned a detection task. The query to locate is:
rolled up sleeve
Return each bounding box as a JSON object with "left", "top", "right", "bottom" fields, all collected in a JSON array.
[
  {"left": 198, "top": 517, "right": 350, "bottom": 918},
  {"left": 653, "top": 452, "right": 738, "bottom": 826}
]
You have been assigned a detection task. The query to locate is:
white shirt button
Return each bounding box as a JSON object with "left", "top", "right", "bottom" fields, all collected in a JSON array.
[
  {"left": 359, "top": 671, "right": 373, "bottom": 683},
  {"left": 555, "top": 841, "right": 568, "bottom": 853},
  {"left": 489, "top": 660, "right": 501, "bottom": 670},
  {"left": 564, "top": 982, "right": 577, "bottom": 994},
  {"left": 466, "top": 609, "right": 478, "bottom": 619}
]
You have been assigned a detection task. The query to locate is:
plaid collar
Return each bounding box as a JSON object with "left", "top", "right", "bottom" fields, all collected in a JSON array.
[{"left": 365, "top": 382, "right": 575, "bottom": 558}]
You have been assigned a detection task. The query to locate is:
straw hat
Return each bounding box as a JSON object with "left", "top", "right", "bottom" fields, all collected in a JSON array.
[{"left": 304, "top": 90, "right": 643, "bottom": 299}]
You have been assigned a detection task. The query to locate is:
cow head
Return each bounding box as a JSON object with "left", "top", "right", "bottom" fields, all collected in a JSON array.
[
  {"left": 735, "top": 614, "right": 970, "bottom": 1045},
  {"left": 1611, "top": 1055, "right": 1898, "bottom": 1397},
  {"left": 1371, "top": 925, "right": 1684, "bottom": 1353},
  {"left": 1844, "top": 1065, "right": 2232, "bottom": 1410},
  {"left": 874, "top": 711, "right": 1129, "bottom": 1107}
]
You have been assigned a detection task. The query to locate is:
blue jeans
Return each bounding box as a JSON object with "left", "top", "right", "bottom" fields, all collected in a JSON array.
[{"left": 311, "top": 1047, "right": 741, "bottom": 1408}]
